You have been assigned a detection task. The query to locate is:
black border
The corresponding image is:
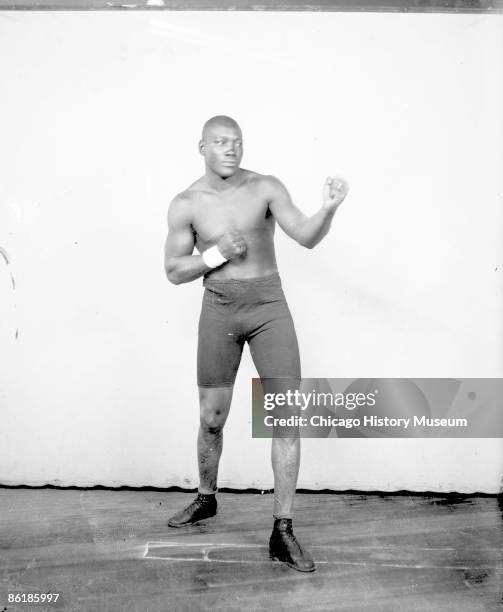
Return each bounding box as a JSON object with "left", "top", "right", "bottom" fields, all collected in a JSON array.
[{"left": 0, "top": 0, "right": 502, "bottom": 13}]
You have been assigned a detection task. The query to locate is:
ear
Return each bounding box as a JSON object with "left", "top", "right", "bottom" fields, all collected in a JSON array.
[{"left": 198, "top": 139, "right": 205, "bottom": 156}]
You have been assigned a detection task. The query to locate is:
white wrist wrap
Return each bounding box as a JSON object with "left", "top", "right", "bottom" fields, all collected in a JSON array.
[{"left": 202, "top": 245, "right": 228, "bottom": 269}]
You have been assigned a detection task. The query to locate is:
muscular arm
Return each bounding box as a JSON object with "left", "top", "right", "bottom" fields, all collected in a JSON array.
[
  {"left": 267, "top": 176, "right": 346, "bottom": 249},
  {"left": 164, "top": 194, "right": 210, "bottom": 285}
]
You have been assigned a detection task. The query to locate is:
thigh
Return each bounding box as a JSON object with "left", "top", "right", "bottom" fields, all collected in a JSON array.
[
  {"left": 248, "top": 303, "right": 301, "bottom": 381},
  {"left": 197, "top": 294, "right": 244, "bottom": 388}
]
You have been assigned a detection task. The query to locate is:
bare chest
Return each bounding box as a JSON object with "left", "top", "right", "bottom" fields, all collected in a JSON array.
[{"left": 191, "top": 191, "right": 272, "bottom": 244}]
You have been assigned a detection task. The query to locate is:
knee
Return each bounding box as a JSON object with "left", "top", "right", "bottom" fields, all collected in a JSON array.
[
  {"left": 200, "top": 410, "right": 225, "bottom": 435},
  {"left": 199, "top": 394, "right": 229, "bottom": 434},
  {"left": 199, "top": 387, "right": 232, "bottom": 432}
]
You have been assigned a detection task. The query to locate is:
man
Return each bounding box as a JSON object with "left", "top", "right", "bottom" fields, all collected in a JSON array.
[{"left": 164, "top": 115, "right": 349, "bottom": 572}]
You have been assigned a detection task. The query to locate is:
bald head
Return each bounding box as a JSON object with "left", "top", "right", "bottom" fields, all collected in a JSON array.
[
  {"left": 199, "top": 115, "right": 244, "bottom": 179},
  {"left": 202, "top": 115, "right": 241, "bottom": 141}
]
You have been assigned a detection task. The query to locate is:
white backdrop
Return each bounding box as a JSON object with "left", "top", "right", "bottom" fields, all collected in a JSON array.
[{"left": 1, "top": 11, "right": 502, "bottom": 492}]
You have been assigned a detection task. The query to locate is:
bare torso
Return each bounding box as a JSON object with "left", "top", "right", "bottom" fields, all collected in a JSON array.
[{"left": 185, "top": 170, "right": 278, "bottom": 280}]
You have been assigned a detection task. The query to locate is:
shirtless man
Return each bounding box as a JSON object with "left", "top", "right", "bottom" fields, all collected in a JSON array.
[{"left": 164, "top": 115, "right": 349, "bottom": 572}]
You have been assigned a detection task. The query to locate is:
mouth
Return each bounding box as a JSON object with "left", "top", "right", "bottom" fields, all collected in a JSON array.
[{"left": 222, "top": 160, "right": 237, "bottom": 166}]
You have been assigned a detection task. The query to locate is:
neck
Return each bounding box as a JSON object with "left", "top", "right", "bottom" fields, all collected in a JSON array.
[{"left": 205, "top": 167, "right": 242, "bottom": 192}]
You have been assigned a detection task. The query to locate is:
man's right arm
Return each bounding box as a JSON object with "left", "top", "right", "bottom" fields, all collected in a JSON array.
[
  {"left": 164, "top": 194, "right": 247, "bottom": 285},
  {"left": 164, "top": 194, "right": 210, "bottom": 285}
]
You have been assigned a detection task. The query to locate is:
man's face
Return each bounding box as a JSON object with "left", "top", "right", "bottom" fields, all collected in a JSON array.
[{"left": 200, "top": 123, "right": 243, "bottom": 178}]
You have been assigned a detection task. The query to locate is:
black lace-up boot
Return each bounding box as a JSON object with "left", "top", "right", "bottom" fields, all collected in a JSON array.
[
  {"left": 167, "top": 493, "right": 217, "bottom": 527},
  {"left": 269, "top": 518, "right": 315, "bottom": 572}
]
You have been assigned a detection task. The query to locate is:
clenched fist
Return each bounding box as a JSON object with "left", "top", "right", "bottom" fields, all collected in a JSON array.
[
  {"left": 218, "top": 230, "right": 247, "bottom": 260},
  {"left": 322, "top": 177, "right": 349, "bottom": 212}
]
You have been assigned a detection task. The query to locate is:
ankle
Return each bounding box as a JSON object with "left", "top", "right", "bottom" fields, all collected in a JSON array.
[
  {"left": 273, "top": 517, "right": 293, "bottom": 531},
  {"left": 197, "top": 491, "right": 216, "bottom": 502}
]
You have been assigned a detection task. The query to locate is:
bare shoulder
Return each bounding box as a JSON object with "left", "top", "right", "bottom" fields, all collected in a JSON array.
[
  {"left": 167, "top": 188, "right": 196, "bottom": 226},
  {"left": 170, "top": 175, "right": 208, "bottom": 205},
  {"left": 241, "top": 170, "right": 285, "bottom": 195},
  {"left": 249, "top": 173, "right": 290, "bottom": 203}
]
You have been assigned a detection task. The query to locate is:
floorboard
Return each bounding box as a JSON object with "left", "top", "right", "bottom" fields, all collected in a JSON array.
[{"left": 1, "top": 490, "right": 502, "bottom": 611}]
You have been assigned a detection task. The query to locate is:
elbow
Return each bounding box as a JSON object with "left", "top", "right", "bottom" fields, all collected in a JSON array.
[
  {"left": 299, "top": 238, "right": 316, "bottom": 250},
  {"left": 295, "top": 229, "right": 317, "bottom": 250},
  {"left": 167, "top": 272, "right": 181, "bottom": 285},
  {"left": 165, "top": 259, "right": 181, "bottom": 285}
]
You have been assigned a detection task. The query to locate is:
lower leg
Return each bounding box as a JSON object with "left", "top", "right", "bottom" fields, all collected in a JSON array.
[
  {"left": 197, "top": 424, "right": 223, "bottom": 494},
  {"left": 269, "top": 436, "right": 314, "bottom": 571},
  {"left": 271, "top": 437, "right": 300, "bottom": 518},
  {"left": 167, "top": 386, "right": 232, "bottom": 527},
  {"left": 197, "top": 386, "right": 233, "bottom": 495}
]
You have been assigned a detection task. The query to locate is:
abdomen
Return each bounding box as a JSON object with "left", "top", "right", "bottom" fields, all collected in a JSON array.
[{"left": 206, "top": 226, "right": 278, "bottom": 280}]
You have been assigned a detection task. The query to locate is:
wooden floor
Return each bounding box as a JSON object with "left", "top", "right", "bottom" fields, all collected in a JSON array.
[{"left": 0, "top": 490, "right": 502, "bottom": 611}]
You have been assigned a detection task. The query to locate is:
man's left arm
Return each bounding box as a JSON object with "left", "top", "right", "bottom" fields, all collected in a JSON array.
[{"left": 267, "top": 175, "right": 349, "bottom": 249}]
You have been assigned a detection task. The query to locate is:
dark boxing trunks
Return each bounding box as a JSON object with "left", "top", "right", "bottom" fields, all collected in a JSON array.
[{"left": 197, "top": 273, "right": 301, "bottom": 387}]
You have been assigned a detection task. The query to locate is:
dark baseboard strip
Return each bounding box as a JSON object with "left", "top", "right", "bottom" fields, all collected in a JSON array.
[{"left": 0, "top": 483, "right": 499, "bottom": 498}]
